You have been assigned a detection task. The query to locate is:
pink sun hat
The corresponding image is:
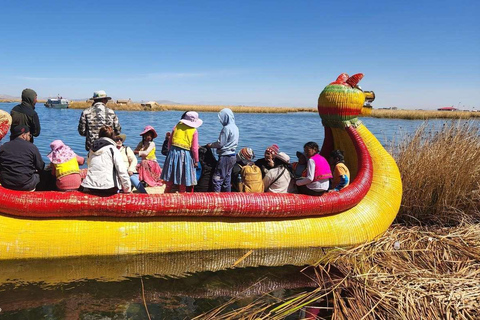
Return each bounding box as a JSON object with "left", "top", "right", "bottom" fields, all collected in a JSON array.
[
  {"left": 47, "top": 140, "right": 76, "bottom": 164},
  {"left": 139, "top": 125, "right": 158, "bottom": 139},
  {"left": 180, "top": 111, "right": 203, "bottom": 128}
]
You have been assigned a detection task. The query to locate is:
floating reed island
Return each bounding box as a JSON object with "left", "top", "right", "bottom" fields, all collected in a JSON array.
[{"left": 198, "top": 121, "right": 480, "bottom": 319}]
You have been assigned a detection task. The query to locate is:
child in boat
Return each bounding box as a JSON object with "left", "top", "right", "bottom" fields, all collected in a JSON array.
[
  {"left": 329, "top": 149, "right": 350, "bottom": 191},
  {"left": 161, "top": 111, "right": 203, "bottom": 193},
  {"left": 48, "top": 140, "right": 85, "bottom": 191},
  {"left": 134, "top": 126, "right": 163, "bottom": 188},
  {"left": 255, "top": 144, "right": 281, "bottom": 178},
  {"left": 296, "top": 141, "right": 332, "bottom": 196},
  {"left": 291, "top": 151, "right": 308, "bottom": 178},
  {"left": 114, "top": 134, "right": 147, "bottom": 193}
]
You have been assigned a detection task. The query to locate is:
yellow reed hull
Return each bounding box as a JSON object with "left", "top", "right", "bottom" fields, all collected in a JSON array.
[{"left": 0, "top": 124, "right": 402, "bottom": 260}]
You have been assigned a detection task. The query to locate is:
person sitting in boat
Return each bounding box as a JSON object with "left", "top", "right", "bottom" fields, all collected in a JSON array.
[
  {"left": 231, "top": 147, "right": 255, "bottom": 192},
  {"left": 134, "top": 126, "right": 164, "bottom": 189},
  {"left": 0, "top": 125, "right": 44, "bottom": 191},
  {"left": 254, "top": 144, "right": 281, "bottom": 178},
  {"left": 78, "top": 90, "right": 121, "bottom": 151},
  {"left": 263, "top": 152, "right": 296, "bottom": 194},
  {"left": 291, "top": 151, "right": 308, "bottom": 178},
  {"left": 329, "top": 149, "right": 350, "bottom": 192},
  {"left": 161, "top": 111, "right": 203, "bottom": 193},
  {"left": 81, "top": 126, "right": 131, "bottom": 195},
  {"left": 114, "top": 134, "right": 147, "bottom": 194},
  {"left": 206, "top": 108, "right": 239, "bottom": 192},
  {"left": 296, "top": 142, "right": 332, "bottom": 196},
  {"left": 47, "top": 140, "right": 85, "bottom": 191}
]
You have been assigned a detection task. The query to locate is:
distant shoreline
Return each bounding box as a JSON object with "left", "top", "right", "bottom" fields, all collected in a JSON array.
[{"left": 1, "top": 100, "right": 478, "bottom": 119}]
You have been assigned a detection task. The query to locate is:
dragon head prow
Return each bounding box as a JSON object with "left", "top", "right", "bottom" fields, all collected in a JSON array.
[{"left": 318, "top": 73, "right": 372, "bottom": 126}]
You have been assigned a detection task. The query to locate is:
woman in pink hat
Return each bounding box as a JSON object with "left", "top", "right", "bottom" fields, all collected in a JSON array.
[
  {"left": 48, "top": 140, "right": 85, "bottom": 191},
  {"left": 133, "top": 125, "right": 163, "bottom": 188},
  {"left": 161, "top": 111, "right": 203, "bottom": 193}
]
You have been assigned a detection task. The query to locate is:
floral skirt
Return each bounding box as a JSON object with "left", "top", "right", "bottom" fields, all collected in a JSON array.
[{"left": 160, "top": 146, "right": 196, "bottom": 186}]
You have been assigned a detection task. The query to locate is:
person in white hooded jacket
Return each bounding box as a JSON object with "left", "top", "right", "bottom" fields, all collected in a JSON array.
[{"left": 81, "top": 126, "right": 131, "bottom": 195}]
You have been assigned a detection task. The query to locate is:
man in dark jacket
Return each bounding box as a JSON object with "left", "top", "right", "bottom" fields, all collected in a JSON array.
[
  {"left": 10, "top": 88, "right": 41, "bottom": 143},
  {"left": 0, "top": 125, "right": 45, "bottom": 191}
]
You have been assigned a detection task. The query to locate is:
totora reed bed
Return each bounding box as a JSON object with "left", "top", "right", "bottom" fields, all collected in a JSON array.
[
  {"left": 68, "top": 101, "right": 480, "bottom": 119},
  {"left": 195, "top": 121, "right": 480, "bottom": 319}
]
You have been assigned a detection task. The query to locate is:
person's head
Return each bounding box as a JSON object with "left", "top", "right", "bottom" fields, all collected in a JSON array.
[
  {"left": 91, "top": 90, "right": 112, "bottom": 105},
  {"left": 303, "top": 141, "right": 319, "bottom": 158},
  {"left": 218, "top": 108, "right": 234, "bottom": 125},
  {"left": 139, "top": 125, "right": 158, "bottom": 142},
  {"left": 296, "top": 151, "right": 307, "bottom": 165},
  {"left": 99, "top": 126, "right": 114, "bottom": 139},
  {"left": 329, "top": 149, "right": 345, "bottom": 164},
  {"left": 179, "top": 111, "right": 203, "bottom": 128},
  {"left": 237, "top": 147, "right": 255, "bottom": 165},
  {"left": 10, "top": 125, "right": 31, "bottom": 141},
  {"left": 264, "top": 144, "right": 279, "bottom": 161},
  {"left": 114, "top": 134, "right": 126, "bottom": 148},
  {"left": 21, "top": 88, "right": 37, "bottom": 108}
]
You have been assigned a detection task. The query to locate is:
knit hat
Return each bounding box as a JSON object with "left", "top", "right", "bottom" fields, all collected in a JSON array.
[
  {"left": 179, "top": 111, "right": 203, "bottom": 128},
  {"left": 238, "top": 147, "right": 255, "bottom": 163},
  {"left": 47, "top": 140, "right": 76, "bottom": 164},
  {"left": 275, "top": 152, "right": 290, "bottom": 164},
  {"left": 139, "top": 125, "right": 158, "bottom": 139},
  {"left": 265, "top": 144, "right": 280, "bottom": 156}
]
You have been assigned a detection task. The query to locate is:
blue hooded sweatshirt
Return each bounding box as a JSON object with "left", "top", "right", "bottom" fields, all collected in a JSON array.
[{"left": 210, "top": 108, "right": 239, "bottom": 156}]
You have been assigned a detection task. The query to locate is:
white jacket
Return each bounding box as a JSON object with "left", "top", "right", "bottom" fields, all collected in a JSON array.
[{"left": 81, "top": 137, "right": 131, "bottom": 192}]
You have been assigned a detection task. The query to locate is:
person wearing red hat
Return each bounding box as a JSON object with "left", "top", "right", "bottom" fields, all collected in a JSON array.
[
  {"left": 254, "top": 144, "right": 281, "bottom": 178},
  {"left": 134, "top": 125, "right": 163, "bottom": 188}
]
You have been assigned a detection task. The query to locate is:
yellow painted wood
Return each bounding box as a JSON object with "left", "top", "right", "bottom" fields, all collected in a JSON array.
[{"left": 0, "top": 123, "right": 401, "bottom": 260}]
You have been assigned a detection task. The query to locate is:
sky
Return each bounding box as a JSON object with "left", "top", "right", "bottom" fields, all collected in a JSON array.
[{"left": 0, "top": 0, "right": 479, "bottom": 109}]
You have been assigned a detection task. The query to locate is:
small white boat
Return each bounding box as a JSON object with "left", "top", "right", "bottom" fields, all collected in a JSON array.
[{"left": 44, "top": 98, "right": 69, "bottom": 109}]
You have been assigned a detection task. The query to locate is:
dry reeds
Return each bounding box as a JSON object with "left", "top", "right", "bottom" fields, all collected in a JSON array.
[
  {"left": 371, "top": 109, "right": 480, "bottom": 120},
  {"left": 196, "top": 121, "right": 480, "bottom": 319},
  {"left": 393, "top": 121, "right": 480, "bottom": 224},
  {"left": 68, "top": 101, "right": 316, "bottom": 114}
]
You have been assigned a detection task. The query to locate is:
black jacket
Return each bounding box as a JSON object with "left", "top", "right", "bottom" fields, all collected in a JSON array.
[
  {"left": 10, "top": 102, "right": 41, "bottom": 142},
  {"left": 0, "top": 138, "right": 45, "bottom": 190}
]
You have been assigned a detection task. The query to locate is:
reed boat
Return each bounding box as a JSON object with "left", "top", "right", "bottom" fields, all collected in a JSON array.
[{"left": 0, "top": 73, "right": 402, "bottom": 260}]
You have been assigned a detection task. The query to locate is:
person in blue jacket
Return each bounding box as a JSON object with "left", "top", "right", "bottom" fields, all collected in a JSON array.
[{"left": 207, "top": 108, "right": 239, "bottom": 192}]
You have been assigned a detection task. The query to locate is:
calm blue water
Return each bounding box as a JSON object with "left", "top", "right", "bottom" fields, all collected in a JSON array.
[
  {"left": 0, "top": 102, "right": 464, "bottom": 164},
  {"left": 1, "top": 102, "right": 478, "bottom": 318}
]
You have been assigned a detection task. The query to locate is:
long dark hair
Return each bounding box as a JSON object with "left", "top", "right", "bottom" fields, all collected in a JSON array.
[{"left": 330, "top": 149, "right": 345, "bottom": 164}]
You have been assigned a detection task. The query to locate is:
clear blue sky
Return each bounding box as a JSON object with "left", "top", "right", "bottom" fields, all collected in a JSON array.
[{"left": 1, "top": 0, "right": 479, "bottom": 109}]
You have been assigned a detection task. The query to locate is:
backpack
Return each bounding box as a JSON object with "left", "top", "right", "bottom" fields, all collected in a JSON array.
[{"left": 238, "top": 164, "right": 264, "bottom": 193}]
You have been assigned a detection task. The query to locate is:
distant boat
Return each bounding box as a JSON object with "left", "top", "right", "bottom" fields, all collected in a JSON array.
[{"left": 44, "top": 98, "right": 69, "bottom": 109}]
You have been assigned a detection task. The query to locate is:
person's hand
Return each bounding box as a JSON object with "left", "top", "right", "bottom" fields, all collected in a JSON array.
[
  {"left": 165, "top": 132, "right": 171, "bottom": 139},
  {"left": 267, "top": 159, "right": 274, "bottom": 167},
  {"left": 194, "top": 162, "right": 199, "bottom": 168},
  {"left": 206, "top": 143, "right": 212, "bottom": 148},
  {"left": 128, "top": 171, "right": 133, "bottom": 176},
  {"left": 134, "top": 150, "right": 139, "bottom": 155}
]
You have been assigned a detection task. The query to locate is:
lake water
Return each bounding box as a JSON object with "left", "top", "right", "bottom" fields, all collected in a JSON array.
[{"left": 0, "top": 102, "right": 477, "bottom": 318}]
